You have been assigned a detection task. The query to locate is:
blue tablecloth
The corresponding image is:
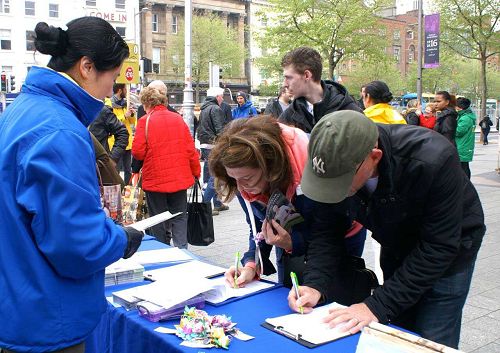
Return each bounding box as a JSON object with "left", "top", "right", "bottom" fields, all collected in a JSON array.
[{"left": 85, "top": 240, "right": 362, "bottom": 353}]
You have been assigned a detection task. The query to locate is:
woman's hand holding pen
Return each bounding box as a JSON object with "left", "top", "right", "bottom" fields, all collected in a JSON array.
[
  {"left": 287, "top": 285, "right": 321, "bottom": 314},
  {"left": 224, "top": 265, "right": 256, "bottom": 288},
  {"left": 262, "top": 220, "right": 292, "bottom": 250}
]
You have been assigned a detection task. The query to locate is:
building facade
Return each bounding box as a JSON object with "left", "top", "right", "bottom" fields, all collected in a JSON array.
[
  {"left": 0, "top": 0, "right": 138, "bottom": 93},
  {"left": 138, "top": 0, "right": 251, "bottom": 104}
]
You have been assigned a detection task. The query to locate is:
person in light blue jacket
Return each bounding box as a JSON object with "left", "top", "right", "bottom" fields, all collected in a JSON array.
[
  {"left": 232, "top": 91, "right": 258, "bottom": 119},
  {"left": 0, "top": 18, "right": 144, "bottom": 353}
]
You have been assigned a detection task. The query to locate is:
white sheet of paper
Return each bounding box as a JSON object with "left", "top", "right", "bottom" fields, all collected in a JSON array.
[
  {"left": 126, "top": 277, "right": 214, "bottom": 310},
  {"left": 106, "top": 296, "right": 121, "bottom": 308},
  {"left": 265, "top": 303, "right": 350, "bottom": 345},
  {"left": 143, "top": 260, "right": 226, "bottom": 281},
  {"left": 203, "top": 276, "right": 274, "bottom": 304},
  {"left": 154, "top": 327, "right": 177, "bottom": 334},
  {"left": 232, "top": 330, "right": 255, "bottom": 341},
  {"left": 129, "top": 211, "right": 181, "bottom": 232},
  {"left": 130, "top": 248, "right": 193, "bottom": 265}
]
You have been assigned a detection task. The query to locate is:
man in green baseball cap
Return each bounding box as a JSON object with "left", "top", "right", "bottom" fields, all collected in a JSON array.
[{"left": 290, "top": 110, "right": 485, "bottom": 349}]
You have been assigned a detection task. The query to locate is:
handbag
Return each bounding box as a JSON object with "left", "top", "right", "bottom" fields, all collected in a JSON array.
[
  {"left": 122, "top": 173, "right": 146, "bottom": 225},
  {"left": 187, "top": 179, "right": 215, "bottom": 246}
]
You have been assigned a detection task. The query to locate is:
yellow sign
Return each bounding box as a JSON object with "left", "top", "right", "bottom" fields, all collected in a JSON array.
[{"left": 116, "top": 42, "right": 140, "bottom": 84}]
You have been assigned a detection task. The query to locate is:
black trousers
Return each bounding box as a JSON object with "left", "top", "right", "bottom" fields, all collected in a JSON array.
[{"left": 146, "top": 189, "right": 188, "bottom": 248}]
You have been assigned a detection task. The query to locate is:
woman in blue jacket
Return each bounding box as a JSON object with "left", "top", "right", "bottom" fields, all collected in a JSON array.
[{"left": 0, "top": 18, "right": 144, "bottom": 353}]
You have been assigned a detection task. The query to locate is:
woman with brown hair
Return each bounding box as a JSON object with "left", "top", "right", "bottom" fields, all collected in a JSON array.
[
  {"left": 210, "top": 116, "right": 312, "bottom": 286},
  {"left": 132, "top": 86, "right": 201, "bottom": 248}
]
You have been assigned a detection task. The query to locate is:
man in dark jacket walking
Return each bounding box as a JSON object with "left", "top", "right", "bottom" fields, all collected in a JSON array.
[
  {"left": 264, "top": 86, "right": 292, "bottom": 119},
  {"left": 291, "top": 111, "right": 485, "bottom": 349},
  {"left": 197, "top": 87, "right": 228, "bottom": 215},
  {"left": 279, "top": 47, "right": 362, "bottom": 133},
  {"left": 88, "top": 105, "right": 129, "bottom": 163}
]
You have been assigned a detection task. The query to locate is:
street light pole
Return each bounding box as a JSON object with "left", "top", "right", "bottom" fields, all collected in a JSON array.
[
  {"left": 416, "top": 0, "right": 423, "bottom": 104},
  {"left": 182, "top": 0, "right": 195, "bottom": 135},
  {"left": 133, "top": 7, "right": 149, "bottom": 87}
]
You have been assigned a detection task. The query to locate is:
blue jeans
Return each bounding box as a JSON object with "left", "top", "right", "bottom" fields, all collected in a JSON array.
[
  {"left": 201, "top": 148, "right": 222, "bottom": 208},
  {"left": 413, "top": 258, "right": 476, "bottom": 348}
]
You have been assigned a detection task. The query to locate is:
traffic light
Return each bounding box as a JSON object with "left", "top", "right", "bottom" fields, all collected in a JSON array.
[
  {"left": 0, "top": 72, "right": 6, "bottom": 92},
  {"left": 9, "top": 75, "right": 15, "bottom": 92},
  {"left": 142, "top": 58, "right": 152, "bottom": 73},
  {"left": 219, "top": 68, "right": 223, "bottom": 80}
]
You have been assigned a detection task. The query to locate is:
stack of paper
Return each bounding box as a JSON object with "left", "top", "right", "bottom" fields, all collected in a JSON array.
[
  {"left": 105, "top": 258, "right": 144, "bottom": 286},
  {"left": 143, "top": 260, "right": 226, "bottom": 281}
]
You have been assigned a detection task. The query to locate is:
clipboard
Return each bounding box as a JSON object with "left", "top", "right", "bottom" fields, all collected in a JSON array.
[{"left": 261, "top": 302, "right": 352, "bottom": 348}]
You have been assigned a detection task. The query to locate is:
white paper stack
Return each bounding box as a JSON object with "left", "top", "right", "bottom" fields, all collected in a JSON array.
[{"left": 105, "top": 258, "right": 145, "bottom": 286}]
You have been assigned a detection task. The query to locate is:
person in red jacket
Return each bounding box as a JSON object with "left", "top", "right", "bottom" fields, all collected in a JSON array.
[{"left": 132, "top": 86, "right": 201, "bottom": 248}]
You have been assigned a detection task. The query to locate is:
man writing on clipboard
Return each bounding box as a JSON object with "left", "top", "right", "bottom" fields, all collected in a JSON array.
[{"left": 288, "top": 111, "right": 485, "bottom": 349}]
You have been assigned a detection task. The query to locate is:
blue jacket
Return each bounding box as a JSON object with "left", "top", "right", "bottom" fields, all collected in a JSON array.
[
  {"left": 0, "top": 67, "right": 128, "bottom": 352},
  {"left": 232, "top": 101, "right": 258, "bottom": 119}
]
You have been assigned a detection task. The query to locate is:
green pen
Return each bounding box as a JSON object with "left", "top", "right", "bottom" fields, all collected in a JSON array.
[
  {"left": 290, "top": 272, "right": 304, "bottom": 314},
  {"left": 234, "top": 251, "right": 240, "bottom": 289}
]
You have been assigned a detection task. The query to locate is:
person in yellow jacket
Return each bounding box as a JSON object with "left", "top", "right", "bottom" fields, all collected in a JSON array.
[
  {"left": 361, "top": 81, "right": 406, "bottom": 125},
  {"left": 111, "top": 83, "right": 136, "bottom": 184}
]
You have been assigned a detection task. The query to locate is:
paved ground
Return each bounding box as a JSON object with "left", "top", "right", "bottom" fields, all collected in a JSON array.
[{"left": 188, "top": 132, "right": 500, "bottom": 352}]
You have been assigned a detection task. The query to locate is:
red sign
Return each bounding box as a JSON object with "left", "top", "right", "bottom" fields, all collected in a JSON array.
[{"left": 124, "top": 67, "right": 134, "bottom": 81}]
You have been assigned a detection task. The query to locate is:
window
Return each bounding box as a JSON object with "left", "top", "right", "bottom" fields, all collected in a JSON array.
[
  {"left": 408, "top": 45, "right": 415, "bottom": 63},
  {"left": 393, "top": 30, "right": 400, "bottom": 40},
  {"left": 0, "top": 29, "right": 11, "bottom": 50},
  {"left": 152, "top": 14, "right": 158, "bottom": 32},
  {"left": 49, "top": 3, "right": 58, "bottom": 18},
  {"left": 152, "top": 47, "right": 161, "bottom": 73},
  {"left": 1, "top": 65, "right": 13, "bottom": 73},
  {"left": 1, "top": 0, "right": 10, "bottom": 13},
  {"left": 172, "top": 15, "right": 178, "bottom": 34},
  {"left": 413, "top": 0, "right": 418, "bottom": 9},
  {"left": 115, "top": 0, "right": 125, "bottom": 10},
  {"left": 406, "top": 30, "right": 414, "bottom": 39},
  {"left": 25, "top": 1, "right": 35, "bottom": 16},
  {"left": 115, "top": 26, "right": 126, "bottom": 37},
  {"left": 86, "top": 0, "right": 96, "bottom": 6},
  {"left": 26, "top": 30, "right": 35, "bottom": 51},
  {"left": 393, "top": 47, "right": 401, "bottom": 63}
]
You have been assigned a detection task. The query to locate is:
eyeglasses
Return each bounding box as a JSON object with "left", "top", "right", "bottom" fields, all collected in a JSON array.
[{"left": 355, "top": 159, "right": 365, "bottom": 175}]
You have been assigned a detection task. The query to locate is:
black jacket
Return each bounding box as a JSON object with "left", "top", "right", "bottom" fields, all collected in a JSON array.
[
  {"left": 88, "top": 106, "right": 129, "bottom": 162},
  {"left": 197, "top": 97, "right": 225, "bottom": 144},
  {"left": 304, "top": 124, "right": 485, "bottom": 323},
  {"left": 220, "top": 101, "right": 233, "bottom": 126},
  {"left": 433, "top": 107, "right": 457, "bottom": 145},
  {"left": 279, "top": 80, "right": 362, "bottom": 133},
  {"left": 264, "top": 98, "right": 284, "bottom": 119}
]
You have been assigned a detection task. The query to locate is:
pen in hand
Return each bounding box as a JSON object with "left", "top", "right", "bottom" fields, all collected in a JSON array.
[
  {"left": 290, "top": 272, "right": 304, "bottom": 314},
  {"left": 234, "top": 251, "right": 240, "bottom": 289}
]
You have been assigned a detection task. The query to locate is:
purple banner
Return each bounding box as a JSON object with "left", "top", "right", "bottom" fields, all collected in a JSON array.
[{"left": 424, "top": 14, "right": 440, "bottom": 68}]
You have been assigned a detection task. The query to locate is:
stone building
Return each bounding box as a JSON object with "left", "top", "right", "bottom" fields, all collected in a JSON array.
[{"left": 138, "top": 0, "right": 251, "bottom": 104}]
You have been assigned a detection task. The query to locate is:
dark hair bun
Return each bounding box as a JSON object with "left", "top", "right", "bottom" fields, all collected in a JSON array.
[
  {"left": 381, "top": 92, "right": 393, "bottom": 103},
  {"left": 34, "top": 22, "right": 69, "bottom": 57}
]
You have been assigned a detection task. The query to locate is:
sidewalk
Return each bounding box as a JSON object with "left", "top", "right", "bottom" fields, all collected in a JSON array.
[{"left": 188, "top": 133, "right": 500, "bottom": 352}]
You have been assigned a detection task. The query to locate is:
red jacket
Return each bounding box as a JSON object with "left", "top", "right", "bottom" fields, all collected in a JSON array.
[{"left": 132, "top": 105, "right": 201, "bottom": 193}]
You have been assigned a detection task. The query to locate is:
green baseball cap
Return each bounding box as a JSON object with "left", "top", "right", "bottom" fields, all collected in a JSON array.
[{"left": 301, "top": 110, "right": 379, "bottom": 203}]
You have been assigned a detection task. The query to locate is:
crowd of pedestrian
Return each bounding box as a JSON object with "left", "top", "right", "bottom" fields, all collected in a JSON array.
[{"left": 0, "top": 16, "right": 491, "bottom": 353}]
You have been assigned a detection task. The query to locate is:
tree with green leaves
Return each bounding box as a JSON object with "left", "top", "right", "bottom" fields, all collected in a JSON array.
[
  {"left": 255, "top": 0, "right": 390, "bottom": 81},
  {"left": 171, "top": 14, "right": 244, "bottom": 103},
  {"left": 436, "top": 0, "right": 500, "bottom": 118}
]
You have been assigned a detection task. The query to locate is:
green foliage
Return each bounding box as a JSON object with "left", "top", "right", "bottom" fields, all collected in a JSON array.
[
  {"left": 255, "top": 0, "right": 391, "bottom": 79},
  {"left": 171, "top": 14, "right": 244, "bottom": 101},
  {"left": 435, "top": 0, "right": 500, "bottom": 115},
  {"left": 256, "top": 81, "right": 281, "bottom": 96},
  {"left": 342, "top": 59, "right": 406, "bottom": 97}
]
